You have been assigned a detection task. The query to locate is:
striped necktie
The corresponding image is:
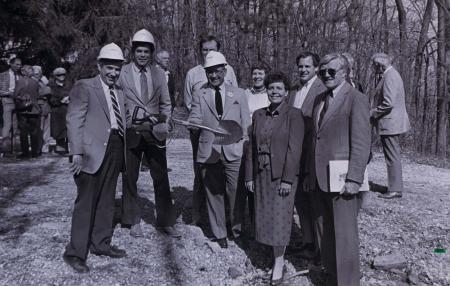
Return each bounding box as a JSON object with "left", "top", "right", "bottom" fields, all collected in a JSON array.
[{"left": 109, "top": 87, "right": 124, "bottom": 137}]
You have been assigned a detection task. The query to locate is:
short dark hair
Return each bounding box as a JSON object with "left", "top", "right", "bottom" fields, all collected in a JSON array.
[
  {"left": 250, "top": 64, "right": 268, "bottom": 73},
  {"left": 264, "top": 71, "right": 290, "bottom": 90},
  {"left": 199, "top": 35, "right": 221, "bottom": 52},
  {"left": 131, "top": 42, "right": 155, "bottom": 53},
  {"left": 296, "top": 52, "right": 320, "bottom": 67}
]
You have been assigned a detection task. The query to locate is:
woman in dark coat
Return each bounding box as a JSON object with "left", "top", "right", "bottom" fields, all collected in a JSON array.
[
  {"left": 48, "top": 67, "right": 71, "bottom": 153},
  {"left": 245, "top": 72, "right": 304, "bottom": 285}
]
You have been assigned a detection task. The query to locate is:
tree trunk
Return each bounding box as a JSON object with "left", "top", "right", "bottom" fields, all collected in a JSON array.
[{"left": 435, "top": 0, "right": 448, "bottom": 156}]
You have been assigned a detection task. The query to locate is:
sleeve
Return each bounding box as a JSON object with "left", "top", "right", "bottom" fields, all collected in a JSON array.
[
  {"left": 183, "top": 70, "right": 193, "bottom": 112},
  {"left": 281, "top": 110, "right": 304, "bottom": 184},
  {"left": 370, "top": 71, "right": 397, "bottom": 119},
  {"left": 245, "top": 112, "right": 257, "bottom": 182},
  {"left": 240, "top": 90, "right": 251, "bottom": 140},
  {"left": 347, "top": 92, "right": 371, "bottom": 184},
  {"left": 188, "top": 89, "right": 203, "bottom": 125},
  {"left": 158, "top": 71, "right": 172, "bottom": 119},
  {"left": 66, "top": 81, "right": 89, "bottom": 156}
]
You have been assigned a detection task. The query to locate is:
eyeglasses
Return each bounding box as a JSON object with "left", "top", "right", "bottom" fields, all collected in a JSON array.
[
  {"left": 318, "top": 68, "right": 341, "bottom": 78},
  {"left": 205, "top": 68, "right": 226, "bottom": 76},
  {"left": 55, "top": 74, "right": 66, "bottom": 77}
]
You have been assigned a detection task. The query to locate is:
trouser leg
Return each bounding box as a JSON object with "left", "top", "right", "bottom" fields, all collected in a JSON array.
[
  {"left": 28, "top": 116, "right": 42, "bottom": 156},
  {"left": 144, "top": 144, "right": 175, "bottom": 227},
  {"left": 17, "top": 114, "right": 30, "bottom": 155},
  {"left": 381, "top": 135, "right": 404, "bottom": 193},
  {"left": 90, "top": 134, "right": 123, "bottom": 252},
  {"left": 121, "top": 147, "right": 142, "bottom": 226},
  {"left": 1, "top": 101, "right": 14, "bottom": 138},
  {"left": 222, "top": 158, "right": 241, "bottom": 237},
  {"left": 201, "top": 162, "right": 227, "bottom": 239},
  {"left": 190, "top": 130, "right": 205, "bottom": 222},
  {"left": 295, "top": 191, "right": 315, "bottom": 244}
]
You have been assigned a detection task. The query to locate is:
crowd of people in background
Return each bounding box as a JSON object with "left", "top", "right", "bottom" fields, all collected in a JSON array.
[
  {"left": 0, "top": 59, "right": 70, "bottom": 158},
  {"left": 0, "top": 28, "right": 411, "bottom": 286}
]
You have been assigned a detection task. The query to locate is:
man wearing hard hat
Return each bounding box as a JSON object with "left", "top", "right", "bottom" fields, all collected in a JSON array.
[
  {"left": 188, "top": 51, "right": 250, "bottom": 248},
  {"left": 183, "top": 35, "right": 239, "bottom": 226},
  {"left": 117, "top": 29, "right": 179, "bottom": 238},
  {"left": 63, "top": 43, "right": 128, "bottom": 273}
]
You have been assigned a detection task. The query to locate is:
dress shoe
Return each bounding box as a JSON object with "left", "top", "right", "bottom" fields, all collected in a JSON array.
[
  {"left": 90, "top": 245, "right": 127, "bottom": 258},
  {"left": 378, "top": 191, "right": 402, "bottom": 199},
  {"left": 130, "top": 224, "right": 144, "bottom": 238},
  {"left": 157, "top": 226, "right": 182, "bottom": 238},
  {"left": 63, "top": 254, "right": 89, "bottom": 273},
  {"left": 270, "top": 265, "right": 287, "bottom": 285},
  {"left": 213, "top": 238, "right": 228, "bottom": 248}
]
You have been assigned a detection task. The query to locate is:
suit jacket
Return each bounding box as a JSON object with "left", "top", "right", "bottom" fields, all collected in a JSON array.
[
  {"left": 370, "top": 67, "right": 410, "bottom": 135},
  {"left": 188, "top": 83, "right": 250, "bottom": 164},
  {"left": 168, "top": 72, "right": 176, "bottom": 107},
  {"left": 66, "top": 76, "right": 127, "bottom": 174},
  {"left": 308, "top": 82, "right": 371, "bottom": 192},
  {"left": 13, "top": 76, "right": 40, "bottom": 115},
  {"left": 287, "top": 77, "right": 327, "bottom": 118},
  {"left": 117, "top": 63, "right": 172, "bottom": 148},
  {"left": 245, "top": 102, "right": 304, "bottom": 184}
]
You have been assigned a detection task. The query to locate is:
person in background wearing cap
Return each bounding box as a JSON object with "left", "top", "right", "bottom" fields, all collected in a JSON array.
[
  {"left": 371, "top": 53, "right": 410, "bottom": 199},
  {"left": 117, "top": 29, "right": 180, "bottom": 238},
  {"left": 48, "top": 67, "right": 71, "bottom": 154},
  {"left": 155, "top": 50, "right": 176, "bottom": 110},
  {"left": 183, "top": 35, "right": 238, "bottom": 226},
  {"left": 0, "top": 57, "right": 21, "bottom": 154},
  {"left": 14, "top": 65, "right": 42, "bottom": 158},
  {"left": 188, "top": 51, "right": 250, "bottom": 248},
  {"left": 63, "top": 43, "right": 128, "bottom": 273},
  {"left": 32, "top": 65, "right": 54, "bottom": 153}
]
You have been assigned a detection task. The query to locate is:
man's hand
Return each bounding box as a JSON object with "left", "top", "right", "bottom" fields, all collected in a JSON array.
[
  {"left": 340, "top": 181, "right": 361, "bottom": 197},
  {"left": 245, "top": 181, "right": 255, "bottom": 193},
  {"left": 61, "top": 96, "right": 70, "bottom": 104},
  {"left": 69, "top": 155, "right": 83, "bottom": 176},
  {"left": 279, "top": 182, "right": 292, "bottom": 197}
]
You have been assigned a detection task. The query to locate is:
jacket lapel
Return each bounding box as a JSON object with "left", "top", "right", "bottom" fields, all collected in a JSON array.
[
  {"left": 94, "top": 76, "right": 111, "bottom": 123},
  {"left": 201, "top": 88, "right": 220, "bottom": 120},
  {"left": 124, "top": 64, "right": 146, "bottom": 107},
  {"left": 319, "top": 82, "right": 351, "bottom": 130}
]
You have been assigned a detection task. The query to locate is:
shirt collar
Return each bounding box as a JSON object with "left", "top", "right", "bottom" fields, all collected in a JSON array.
[
  {"left": 99, "top": 75, "right": 112, "bottom": 91},
  {"left": 265, "top": 100, "right": 286, "bottom": 117},
  {"left": 331, "top": 81, "right": 346, "bottom": 97},
  {"left": 383, "top": 65, "right": 393, "bottom": 75},
  {"left": 250, "top": 87, "right": 266, "bottom": 94},
  {"left": 132, "top": 62, "right": 148, "bottom": 73},
  {"left": 302, "top": 75, "right": 318, "bottom": 88}
]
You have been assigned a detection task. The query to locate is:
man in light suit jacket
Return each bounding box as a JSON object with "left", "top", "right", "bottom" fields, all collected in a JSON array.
[
  {"left": 118, "top": 29, "right": 179, "bottom": 238},
  {"left": 188, "top": 51, "right": 250, "bottom": 248},
  {"left": 63, "top": 43, "right": 128, "bottom": 273},
  {"left": 308, "top": 53, "right": 371, "bottom": 286},
  {"left": 287, "top": 52, "right": 327, "bottom": 260},
  {"left": 371, "top": 53, "right": 410, "bottom": 199}
]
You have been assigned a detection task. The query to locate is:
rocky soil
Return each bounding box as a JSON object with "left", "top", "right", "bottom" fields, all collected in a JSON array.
[{"left": 0, "top": 139, "right": 449, "bottom": 286}]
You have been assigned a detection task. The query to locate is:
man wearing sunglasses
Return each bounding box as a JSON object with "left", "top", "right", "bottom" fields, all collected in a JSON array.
[
  {"left": 371, "top": 53, "right": 410, "bottom": 200},
  {"left": 307, "top": 53, "right": 371, "bottom": 285}
]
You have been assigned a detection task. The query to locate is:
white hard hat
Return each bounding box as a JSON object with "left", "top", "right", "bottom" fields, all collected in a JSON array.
[
  {"left": 132, "top": 29, "right": 155, "bottom": 45},
  {"left": 203, "top": 51, "right": 228, "bottom": 69},
  {"left": 97, "top": 43, "right": 125, "bottom": 61}
]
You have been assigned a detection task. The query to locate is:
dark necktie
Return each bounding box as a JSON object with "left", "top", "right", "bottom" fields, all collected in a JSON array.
[
  {"left": 140, "top": 68, "right": 150, "bottom": 103},
  {"left": 318, "top": 92, "right": 331, "bottom": 127},
  {"left": 215, "top": 87, "right": 223, "bottom": 118},
  {"left": 109, "top": 87, "right": 124, "bottom": 137}
]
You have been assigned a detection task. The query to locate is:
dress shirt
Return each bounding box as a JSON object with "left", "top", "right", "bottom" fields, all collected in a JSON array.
[
  {"left": 245, "top": 87, "right": 269, "bottom": 119},
  {"left": 293, "top": 75, "right": 317, "bottom": 109},
  {"left": 131, "top": 63, "right": 153, "bottom": 101},
  {"left": 100, "top": 76, "right": 120, "bottom": 130},
  {"left": 184, "top": 64, "right": 238, "bottom": 111}
]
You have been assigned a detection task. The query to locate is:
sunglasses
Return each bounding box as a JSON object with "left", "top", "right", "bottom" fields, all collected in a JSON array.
[
  {"left": 318, "top": 68, "right": 341, "bottom": 78},
  {"left": 55, "top": 74, "right": 66, "bottom": 77}
]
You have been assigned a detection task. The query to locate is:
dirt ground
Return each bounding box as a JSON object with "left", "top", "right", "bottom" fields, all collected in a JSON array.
[{"left": 0, "top": 139, "right": 449, "bottom": 286}]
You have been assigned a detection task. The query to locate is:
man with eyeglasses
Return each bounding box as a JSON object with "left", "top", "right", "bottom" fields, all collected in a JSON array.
[
  {"left": 307, "top": 53, "right": 371, "bottom": 285},
  {"left": 183, "top": 35, "right": 238, "bottom": 226},
  {"left": 188, "top": 51, "right": 250, "bottom": 248},
  {"left": 287, "top": 52, "right": 327, "bottom": 261}
]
